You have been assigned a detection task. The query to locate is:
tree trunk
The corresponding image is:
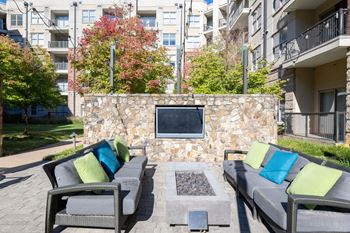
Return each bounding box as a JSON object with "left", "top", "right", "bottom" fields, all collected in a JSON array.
[
  {"left": 0, "top": 78, "right": 3, "bottom": 157},
  {"left": 24, "top": 108, "right": 29, "bottom": 135}
]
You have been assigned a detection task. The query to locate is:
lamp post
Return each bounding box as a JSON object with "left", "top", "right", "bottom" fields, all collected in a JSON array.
[
  {"left": 72, "top": 1, "right": 77, "bottom": 116},
  {"left": 242, "top": 44, "right": 248, "bottom": 94},
  {"left": 175, "top": 3, "right": 184, "bottom": 94},
  {"left": 24, "top": 1, "right": 29, "bottom": 47}
]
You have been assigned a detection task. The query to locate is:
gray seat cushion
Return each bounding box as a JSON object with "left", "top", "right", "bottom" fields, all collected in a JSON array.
[
  {"left": 66, "top": 179, "right": 141, "bottom": 216},
  {"left": 237, "top": 172, "right": 289, "bottom": 199},
  {"left": 54, "top": 159, "right": 82, "bottom": 187},
  {"left": 285, "top": 156, "right": 310, "bottom": 182},
  {"left": 255, "top": 188, "right": 350, "bottom": 231},
  {"left": 123, "top": 156, "right": 147, "bottom": 170},
  {"left": 114, "top": 166, "right": 143, "bottom": 183},
  {"left": 326, "top": 173, "right": 350, "bottom": 202},
  {"left": 223, "top": 160, "right": 261, "bottom": 183}
]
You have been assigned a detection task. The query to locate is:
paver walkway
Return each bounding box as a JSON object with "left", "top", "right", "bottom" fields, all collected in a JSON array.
[
  {"left": 0, "top": 162, "right": 270, "bottom": 233},
  {"left": 0, "top": 138, "right": 83, "bottom": 169}
]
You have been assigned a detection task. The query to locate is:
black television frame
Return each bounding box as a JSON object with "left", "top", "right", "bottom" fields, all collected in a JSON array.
[{"left": 155, "top": 105, "right": 205, "bottom": 139}]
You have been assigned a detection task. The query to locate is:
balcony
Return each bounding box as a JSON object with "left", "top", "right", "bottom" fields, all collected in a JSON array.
[
  {"left": 228, "top": 0, "right": 249, "bottom": 30},
  {"left": 49, "top": 41, "right": 68, "bottom": 48},
  {"left": 140, "top": 16, "right": 157, "bottom": 29},
  {"left": 203, "top": 24, "right": 213, "bottom": 35},
  {"left": 218, "top": 18, "right": 227, "bottom": 29},
  {"left": 284, "top": 9, "right": 350, "bottom": 68},
  {"left": 284, "top": 0, "right": 329, "bottom": 12},
  {"left": 55, "top": 62, "right": 68, "bottom": 73}
]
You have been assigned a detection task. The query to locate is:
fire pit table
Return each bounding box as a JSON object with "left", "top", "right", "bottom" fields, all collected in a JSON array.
[{"left": 165, "top": 163, "right": 231, "bottom": 228}]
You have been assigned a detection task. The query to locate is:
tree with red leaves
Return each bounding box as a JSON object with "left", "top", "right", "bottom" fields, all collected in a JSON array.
[{"left": 72, "top": 6, "right": 173, "bottom": 94}]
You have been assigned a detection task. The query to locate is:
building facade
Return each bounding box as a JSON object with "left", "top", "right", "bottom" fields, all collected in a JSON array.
[
  {"left": 4, "top": 0, "right": 229, "bottom": 117},
  {"left": 229, "top": 0, "right": 350, "bottom": 143},
  {"left": 0, "top": 0, "right": 6, "bottom": 35}
]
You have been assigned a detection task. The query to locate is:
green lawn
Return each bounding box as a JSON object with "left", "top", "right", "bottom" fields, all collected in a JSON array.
[
  {"left": 278, "top": 137, "right": 350, "bottom": 167},
  {"left": 3, "top": 123, "right": 83, "bottom": 156},
  {"left": 43, "top": 144, "right": 84, "bottom": 161}
]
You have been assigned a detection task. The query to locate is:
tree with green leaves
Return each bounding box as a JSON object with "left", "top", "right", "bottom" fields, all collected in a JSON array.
[
  {"left": 72, "top": 6, "right": 173, "bottom": 94},
  {"left": 188, "top": 44, "right": 283, "bottom": 96},
  {"left": 0, "top": 36, "right": 23, "bottom": 156},
  {"left": 1, "top": 36, "right": 62, "bottom": 135}
]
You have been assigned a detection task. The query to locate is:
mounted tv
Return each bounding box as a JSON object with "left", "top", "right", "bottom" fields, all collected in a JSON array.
[{"left": 156, "top": 106, "right": 205, "bottom": 139}]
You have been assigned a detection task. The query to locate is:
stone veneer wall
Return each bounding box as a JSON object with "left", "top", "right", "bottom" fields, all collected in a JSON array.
[{"left": 83, "top": 94, "right": 278, "bottom": 162}]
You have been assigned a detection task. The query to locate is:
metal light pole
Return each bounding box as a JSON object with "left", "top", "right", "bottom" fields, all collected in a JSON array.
[
  {"left": 110, "top": 42, "right": 116, "bottom": 94},
  {"left": 242, "top": 44, "right": 248, "bottom": 94},
  {"left": 72, "top": 1, "right": 77, "bottom": 116},
  {"left": 24, "top": 1, "right": 29, "bottom": 47},
  {"left": 175, "top": 3, "right": 183, "bottom": 94}
]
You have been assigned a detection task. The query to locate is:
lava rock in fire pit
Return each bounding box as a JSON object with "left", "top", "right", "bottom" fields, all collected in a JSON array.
[{"left": 175, "top": 171, "right": 215, "bottom": 196}]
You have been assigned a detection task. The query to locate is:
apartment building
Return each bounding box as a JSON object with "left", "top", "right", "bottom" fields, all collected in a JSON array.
[
  {"left": 0, "top": 0, "right": 6, "bottom": 35},
  {"left": 5, "top": 0, "right": 229, "bottom": 117},
  {"left": 229, "top": 0, "right": 350, "bottom": 143},
  {"left": 202, "top": 0, "right": 228, "bottom": 45}
]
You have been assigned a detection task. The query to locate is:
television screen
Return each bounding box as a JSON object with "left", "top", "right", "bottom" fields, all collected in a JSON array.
[{"left": 156, "top": 106, "right": 205, "bottom": 138}]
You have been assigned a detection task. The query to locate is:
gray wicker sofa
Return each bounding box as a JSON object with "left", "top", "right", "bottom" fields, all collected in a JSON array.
[
  {"left": 223, "top": 144, "right": 350, "bottom": 233},
  {"left": 43, "top": 140, "right": 147, "bottom": 233}
]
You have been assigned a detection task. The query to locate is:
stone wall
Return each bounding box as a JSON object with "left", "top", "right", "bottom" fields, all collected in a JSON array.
[{"left": 83, "top": 94, "right": 278, "bottom": 162}]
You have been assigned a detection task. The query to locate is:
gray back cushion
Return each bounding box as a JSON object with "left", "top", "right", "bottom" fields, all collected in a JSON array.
[
  {"left": 54, "top": 159, "right": 82, "bottom": 187},
  {"left": 326, "top": 173, "right": 350, "bottom": 202},
  {"left": 285, "top": 156, "right": 310, "bottom": 182},
  {"left": 261, "top": 146, "right": 279, "bottom": 167}
]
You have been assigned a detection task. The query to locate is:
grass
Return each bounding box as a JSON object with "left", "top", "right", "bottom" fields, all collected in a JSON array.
[
  {"left": 278, "top": 137, "right": 350, "bottom": 167},
  {"left": 43, "top": 145, "right": 84, "bottom": 161},
  {"left": 3, "top": 123, "right": 83, "bottom": 156}
]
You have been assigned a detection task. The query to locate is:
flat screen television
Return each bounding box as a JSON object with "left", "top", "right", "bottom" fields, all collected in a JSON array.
[{"left": 156, "top": 106, "right": 205, "bottom": 139}]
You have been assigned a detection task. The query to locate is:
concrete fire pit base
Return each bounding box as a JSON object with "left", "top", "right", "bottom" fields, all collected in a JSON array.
[{"left": 165, "top": 163, "right": 231, "bottom": 226}]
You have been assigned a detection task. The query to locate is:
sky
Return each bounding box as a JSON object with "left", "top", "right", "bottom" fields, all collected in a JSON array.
[{"left": 206, "top": 0, "right": 213, "bottom": 4}]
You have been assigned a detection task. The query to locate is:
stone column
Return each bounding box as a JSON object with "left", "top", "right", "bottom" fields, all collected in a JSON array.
[{"left": 346, "top": 49, "right": 350, "bottom": 145}]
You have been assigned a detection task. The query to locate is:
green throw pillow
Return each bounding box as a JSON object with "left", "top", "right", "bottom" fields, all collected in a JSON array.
[
  {"left": 287, "top": 163, "right": 342, "bottom": 209},
  {"left": 243, "top": 142, "right": 270, "bottom": 169},
  {"left": 114, "top": 136, "right": 130, "bottom": 162},
  {"left": 74, "top": 152, "right": 109, "bottom": 183}
]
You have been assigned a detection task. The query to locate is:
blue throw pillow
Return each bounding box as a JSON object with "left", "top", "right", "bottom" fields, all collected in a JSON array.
[
  {"left": 93, "top": 140, "right": 120, "bottom": 178},
  {"left": 260, "top": 150, "right": 299, "bottom": 184}
]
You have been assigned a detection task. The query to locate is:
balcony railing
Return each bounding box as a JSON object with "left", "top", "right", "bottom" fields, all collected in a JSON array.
[
  {"left": 219, "top": 18, "right": 227, "bottom": 27},
  {"left": 55, "top": 62, "right": 68, "bottom": 71},
  {"left": 48, "top": 41, "right": 68, "bottom": 48},
  {"left": 284, "top": 112, "right": 345, "bottom": 142},
  {"left": 229, "top": 0, "right": 249, "bottom": 28},
  {"left": 285, "top": 9, "right": 348, "bottom": 60},
  {"left": 203, "top": 24, "right": 213, "bottom": 32}
]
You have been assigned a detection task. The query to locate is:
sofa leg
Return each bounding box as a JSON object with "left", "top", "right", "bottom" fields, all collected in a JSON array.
[
  {"left": 223, "top": 174, "right": 227, "bottom": 182},
  {"left": 252, "top": 205, "right": 258, "bottom": 220}
]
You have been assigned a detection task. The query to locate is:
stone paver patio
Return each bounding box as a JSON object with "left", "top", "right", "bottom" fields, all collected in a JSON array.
[{"left": 0, "top": 162, "right": 270, "bottom": 233}]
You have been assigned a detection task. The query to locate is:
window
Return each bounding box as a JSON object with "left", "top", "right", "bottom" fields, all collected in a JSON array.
[
  {"left": 156, "top": 106, "right": 205, "bottom": 139},
  {"left": 31, "top": 11, "right": 44, "bottom": 25},
  {"left": 31, "top": 33, "right": 44, "bottom": 46},
  {"left": 163, "top": 33, "right": 176, "bottom": 46},
  {"left": 187, "top": 36, "right": 201, "bottom": 49},
  {"left": 0, "top": 18, "right": 4, "bottom": 30},
  {"left": 169, "top": 55, "right": 176, "bottom": 67},
  {"left": 163, "top": 12, "right": 176, "bottom": 25},
  {"left": 273, "top": 0, "right": 289, "bottom": 12},
  {"left": 252, "top": 5, "right": 262, "bottom": 33},
  {"left": 82, "top": 10, "right": 96, "bottom": 24},
  {"left": 10, "top": 14, "right": 23, "bottom": 26},
  {"left": 140, "top": 16, "right": 156, "bottom": 27},
  {"left": 252, "top": 45, "right": 261, "bottom": 70},
  {"left": 56, "top": 16, "right": 69, "bottom": 27},
  {"left": 273, "top": 26, "right": 287, "bottom": 59},
  {"left": 189, "top": 15, "right": 200, "bottom": 27}
]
